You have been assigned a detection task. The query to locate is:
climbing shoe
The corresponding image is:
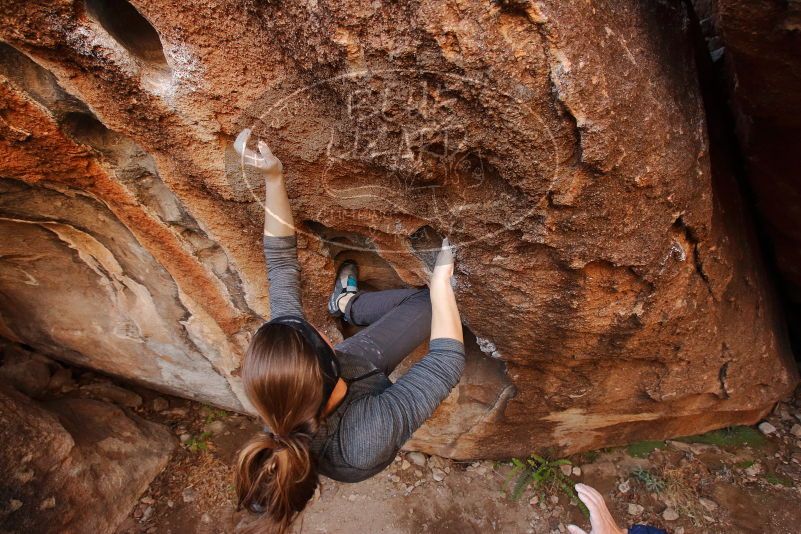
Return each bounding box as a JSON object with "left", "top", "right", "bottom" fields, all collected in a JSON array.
[{"left": 328, "top": 260, "right": 358, "bottom": 318}]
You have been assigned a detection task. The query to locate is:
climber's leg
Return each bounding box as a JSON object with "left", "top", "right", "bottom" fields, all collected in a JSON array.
[
  {"left": 334, "top": 288, "right": 431, "bottom": 375},
  {"left": 342, "top": 287, "right": 426, "bottom": 326}
]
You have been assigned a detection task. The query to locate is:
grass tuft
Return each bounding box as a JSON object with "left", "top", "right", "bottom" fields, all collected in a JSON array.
[
  {"left": 763, "top": 473, "right": 793, "bottom": 487},
  {"left": 631, "top": 467, "right": 666, "bottom": 493},
  {"left": 626, "top": 440, "right": 667, "bottom": 458},
  {"left": 506, "top": 453, "right": 589, "bottom": 518},
  {"left": 677, "top": 426, "right": 765, "bottom": 448},
  {"left": 186, "top": 431, "right": 213, "bottom": 453}
]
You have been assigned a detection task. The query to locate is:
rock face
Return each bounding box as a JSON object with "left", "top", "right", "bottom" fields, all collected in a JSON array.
[
  {"left": 0, "top": 0, "right": 797, "bottom": 457},
  {"left": 692, "top": 0, "right": 801, "bottom": 352},
  {"left": 0, "top": 381, "right": 175, "bottom": 534}
]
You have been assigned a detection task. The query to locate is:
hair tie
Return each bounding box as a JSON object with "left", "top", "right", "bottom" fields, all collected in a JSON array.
[{"left": 262, "top": 426, "right": 288, "bottom": 451}]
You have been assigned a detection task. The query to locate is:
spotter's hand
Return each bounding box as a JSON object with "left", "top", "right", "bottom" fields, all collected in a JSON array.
[
  {"left": 233, "top": 128, "right": 283, "bottom": 179},
  {"left": 567, "top": 484, "right": 627, "bottom": 534}
]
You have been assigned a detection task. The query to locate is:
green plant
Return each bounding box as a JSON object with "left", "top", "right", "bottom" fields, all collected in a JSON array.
[
  {"left": 677, "top": 426, "right": 765, "bottom": 448},
  {"left": 735, "top": 460, "right": 755, "bottom": 469},
  {"left": 202, "top": 407, "right": 227, "bottom": 424},
  {"left": 626, "top": 440, "right": 667, "bottom": 458},
  {"left": 631, "top": 467, "right": 666, "bottom": 493},
  {"left": 185, "top": 431, "right": 212, "bottom": 453},
  {"left": 507, "top": 453, "right": 589, "bottom": 517},
  {"left": 763, "top": 473, "right": 793, "bottom": 487}
]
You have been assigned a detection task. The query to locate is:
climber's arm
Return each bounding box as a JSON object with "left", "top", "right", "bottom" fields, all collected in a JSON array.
[
  {"left": 341, "top": 239, "right": 465, "bottom": 468},
  {"left": 234, "top": 129, "right": 303, "bottom": 318},
  {"left": 341, "top": 338, "right": 466, "bottom": 469},
  {"left": 262, "top": 173, "right": 294, "bottom": 238},
  {"left": 429, "top": 238, "right": 463, "bottom": 344},
  {"left": 262, "top": 235, "right": 303, "bottom": 318}
]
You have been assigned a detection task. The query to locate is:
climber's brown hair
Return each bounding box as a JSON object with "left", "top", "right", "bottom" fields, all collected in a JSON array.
[{"left": 235, "top": 322, "right": 324, "bottom": 534}]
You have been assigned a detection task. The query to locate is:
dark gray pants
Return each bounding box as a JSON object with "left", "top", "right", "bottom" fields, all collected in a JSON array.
[{"left": 334, "top": 288, "right": 431, "bottom": 375}]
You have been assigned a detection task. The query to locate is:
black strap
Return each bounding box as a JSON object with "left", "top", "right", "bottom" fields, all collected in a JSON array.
[{"left": 343, "top": 367, "right": 382, "bottom": 384}]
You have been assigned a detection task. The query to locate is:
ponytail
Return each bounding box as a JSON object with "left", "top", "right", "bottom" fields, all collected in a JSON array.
[
  {"left": 235, "top": 323, "right": 326, "bottom": 533},
  {"left": 235, "top": 425, "right": 319, "bottom": 533}
]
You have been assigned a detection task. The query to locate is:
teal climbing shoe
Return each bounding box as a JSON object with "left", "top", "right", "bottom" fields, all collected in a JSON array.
[{"left": 328, "top": 260, "right": 358, "bottom": 318}]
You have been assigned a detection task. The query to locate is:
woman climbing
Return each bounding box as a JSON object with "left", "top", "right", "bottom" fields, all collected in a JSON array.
[{"left": 232, "top": 128, "right": 465, "bottom": 533}]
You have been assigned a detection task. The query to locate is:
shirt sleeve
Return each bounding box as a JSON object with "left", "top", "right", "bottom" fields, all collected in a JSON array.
[
  {"left": 263, "top": 235, "right": 304, "bottom": 319},
  {"left": 340, "top": 338, "right": 466, "bottom": 469}
]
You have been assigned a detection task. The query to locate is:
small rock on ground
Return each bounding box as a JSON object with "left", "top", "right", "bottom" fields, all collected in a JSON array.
[
  {"left": 182, "top": 487, "right": 197, "bottom": 503},
  {"left": 206, "top": 420, "right": 225, "bottom": 434},
  {"left": 758, "top": 421, "right": 777, "bottom": 435},
  {"left": 699, "top": 497, "right": 718, "bottom": 511},
  {"left": 81, "top": 382, "right": 143, "bottom": 408},
  {"left": 628, "top": 503, "right": 644, "bottom": 516},
  {"left": 744, "top": 463, "right": 762, "bottom": 477},
  {"left": 662, "top": 508, "right": 679, "bottom": 521},
  {"left": 151, "top": 397, "right": 169, "bottom": 412},
  {"left": 667, "top": 440, "right": 692, "bottom": 452},
  {"left": 139, "top": 506, "right": 153, "bottom": 523},
  {"left": 427, "top": 455, "right": 446, "bottom": 469},
  {"left": 407, "top": 452, "right": 427, "bottom": 467}
]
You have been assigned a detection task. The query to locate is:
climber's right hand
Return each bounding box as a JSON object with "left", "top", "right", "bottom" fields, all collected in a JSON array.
[
  {"left": 233, "top": 128, "right": 283, "bottom": 179},
  {"left": 430, "top": 237, "right": 455, "bottom": 289},
  {"left": 427, "top": 236, "right": 462, "bottom": 342}
]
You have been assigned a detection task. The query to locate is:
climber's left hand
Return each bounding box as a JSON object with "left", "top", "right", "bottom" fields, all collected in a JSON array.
[{"left": 233, "top": 128, "right": 283, "bottom": 179}]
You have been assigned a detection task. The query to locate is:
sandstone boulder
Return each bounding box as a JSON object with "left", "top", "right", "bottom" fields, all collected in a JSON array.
[
  {"left": 0, "top": 342, "right": 55, "bottom": 398},
  {"left": 0, "top": 0, "right": 796, "bottom": 457},
  {"left": 0, "top": 382, "right": 174, "bottom": 533},
  {"left": 691, "top": 0, "right": 801, "bottom": 351}
]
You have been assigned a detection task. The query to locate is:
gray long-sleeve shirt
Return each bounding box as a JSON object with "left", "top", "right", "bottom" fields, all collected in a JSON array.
[{"left": 263, "top": 235, "right": 465, "bottom": 482}]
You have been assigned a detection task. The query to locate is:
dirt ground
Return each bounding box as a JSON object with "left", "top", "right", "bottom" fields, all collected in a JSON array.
[{"left": 110, "top": 381, "right": 801, "bottom": 534}]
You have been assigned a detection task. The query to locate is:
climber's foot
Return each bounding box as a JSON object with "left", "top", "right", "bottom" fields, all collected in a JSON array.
[
  {"left": 328, "top": 260, "right": 358, "bottom": 318},
  {"left": 338, "top": 292, "right": 355, "bottom": 314},
  {"left": 567, "top": 484, "right": 627, "bottom": 534}
]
